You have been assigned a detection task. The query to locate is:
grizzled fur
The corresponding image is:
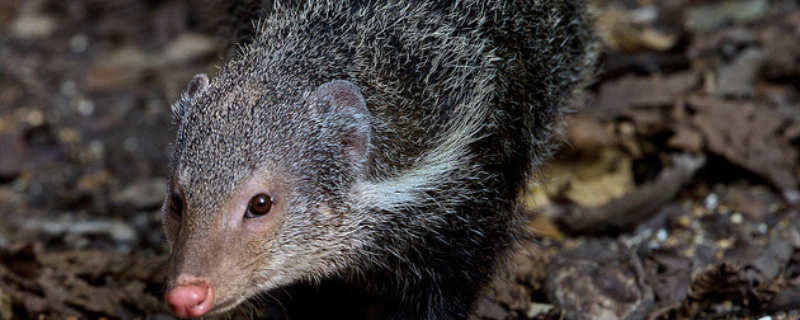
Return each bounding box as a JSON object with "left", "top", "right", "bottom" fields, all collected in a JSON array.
[{"left": 165, "top": 0, "right": 597, "bottom": 319}]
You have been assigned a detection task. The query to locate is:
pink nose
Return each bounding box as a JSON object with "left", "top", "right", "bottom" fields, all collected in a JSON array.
[{"left": 165, "top": 278, "right": 215, "bottom": 318}]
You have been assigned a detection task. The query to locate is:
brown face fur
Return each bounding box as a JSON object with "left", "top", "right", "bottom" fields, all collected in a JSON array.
[
  {"left": 163, "top": 73, "right": 372, "bottom": 315},
  {"left": 164, "top": 173, "right": 289, "bottom": 314}
]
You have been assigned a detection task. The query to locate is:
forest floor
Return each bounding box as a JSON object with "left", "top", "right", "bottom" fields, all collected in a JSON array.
[{"left": 1, "top": 0, "right": 800, "bottom": 319}]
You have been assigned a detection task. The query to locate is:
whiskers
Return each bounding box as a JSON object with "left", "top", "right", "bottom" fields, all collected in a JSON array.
[{"left": 238, "top": 291, "right": 290, "bottom": 320}]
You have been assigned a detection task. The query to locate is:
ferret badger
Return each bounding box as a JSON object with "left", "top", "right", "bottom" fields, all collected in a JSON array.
[{"left": 162, "top": 1, "right": 596, "bottom": 319}]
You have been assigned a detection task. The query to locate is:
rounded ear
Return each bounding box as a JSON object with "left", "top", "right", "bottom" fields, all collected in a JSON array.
[
  {"left": 171, "top": 74, "right": 210, "bottom": 123},
  {"left": 309, "top": 80, "right": 370, "bottom": 166},
  {"left": 186, "top": 73, "right": 210, "bottom": 97}
]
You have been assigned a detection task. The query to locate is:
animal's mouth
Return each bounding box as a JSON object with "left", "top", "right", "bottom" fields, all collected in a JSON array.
[{"left": 206, "top": 272, "right": 282, "bottom": 316}]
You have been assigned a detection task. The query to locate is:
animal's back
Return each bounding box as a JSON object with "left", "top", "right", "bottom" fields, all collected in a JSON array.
[{"left": 219, "top": 0, "right": 595, "bottom": 176}]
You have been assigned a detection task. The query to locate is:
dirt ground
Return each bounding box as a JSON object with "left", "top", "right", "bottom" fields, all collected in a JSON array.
[{"left": 1, "top": 0, "right": 799, "bottom": 319}]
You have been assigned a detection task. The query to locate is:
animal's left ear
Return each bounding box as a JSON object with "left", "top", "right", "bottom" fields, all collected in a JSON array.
[
  {"left": 309, "top": 80, "right": 370, "bottom": 167},
  {"left": 171, "top": 73, "right": 210, "bottom": 124}
]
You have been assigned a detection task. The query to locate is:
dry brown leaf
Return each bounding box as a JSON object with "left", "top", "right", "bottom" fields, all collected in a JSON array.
[
  {"left": 596, "top": 7, "right": 677, "bottom": 52},
  {"left": 684, "top": 96, "right": 799, "bottom": 201},
  {"left": 527, "top": 214, "right": 565, "bottom": 241},
  {"left": 0, "top": 243, "right": 167, "bottom": 319},
  {"left": 554, "top": 148, "right": 635, "bottom": 208}
]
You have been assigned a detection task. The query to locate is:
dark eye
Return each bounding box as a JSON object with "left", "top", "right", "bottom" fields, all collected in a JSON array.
[
  {"left": 245, "top": 193, "right": 273, "bottom": 219},
  {"left": 169, "top": 193, "right": 183, "bottom": 217}
]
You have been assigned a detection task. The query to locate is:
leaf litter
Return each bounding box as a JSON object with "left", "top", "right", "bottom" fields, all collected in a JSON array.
[{"left": 1, "top": 0, "right": 800, "bottom": 319}]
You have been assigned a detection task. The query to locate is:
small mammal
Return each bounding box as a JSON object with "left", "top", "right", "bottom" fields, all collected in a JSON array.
[{"left": 162, "top": 1, "right": 596, "bottom": 319}]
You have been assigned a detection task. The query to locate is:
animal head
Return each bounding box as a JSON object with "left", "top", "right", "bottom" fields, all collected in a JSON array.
[{"left": 162, "top": 71, "right": 371, "bottom": 318}]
